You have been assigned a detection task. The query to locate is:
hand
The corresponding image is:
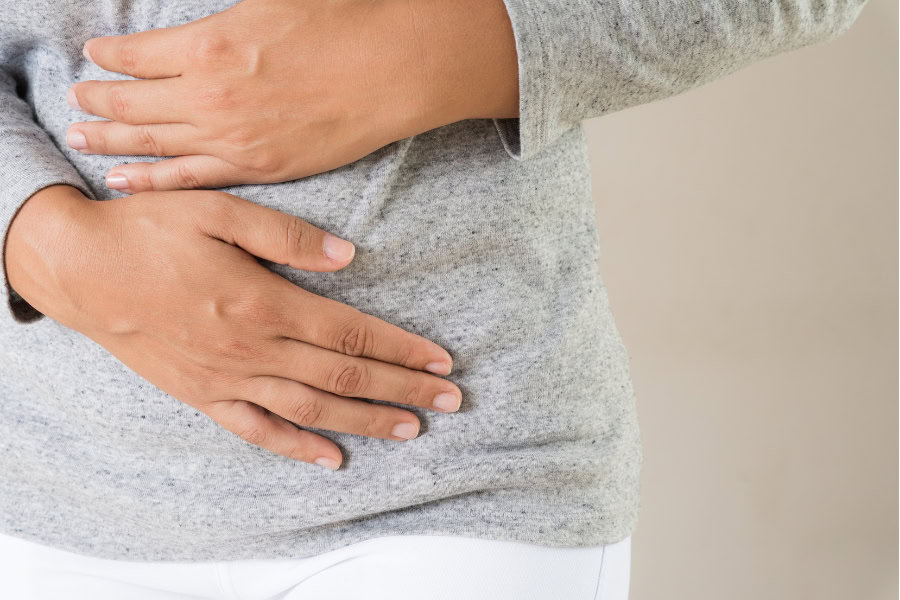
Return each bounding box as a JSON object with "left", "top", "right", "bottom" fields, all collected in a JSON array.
[
  {"left": 64, "top": 0, "right": 519, "bottom": 192},
  {"left": 4, "top": 185, "right": 461, "bottom": 469}
]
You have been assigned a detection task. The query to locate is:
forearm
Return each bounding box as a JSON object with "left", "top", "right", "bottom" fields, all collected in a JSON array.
[
  {"left": 4, "top": 185, "right": 96, "bottom": 321},
  {"left": 0, "top": 62, "right": 95, "bottom": 322},
  {"left": 64, "top": 0, "right": 868, "bottom": 191},
  {"left": 329, "top": 0, "right": 520, "bottom": 141},
  {"left": 402, "top": 0, "right": 519, "bottom": 126}
]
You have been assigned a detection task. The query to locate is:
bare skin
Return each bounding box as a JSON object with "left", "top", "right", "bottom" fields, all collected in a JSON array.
[
  {"left": 4, "top": 0, "right": 518, "bottom": 469},
  {"left": 5, "top": 185, "right": 461, "bottom": 470},
  {"left": 64, "top": 0, "right": 520, "bottom": 192}
]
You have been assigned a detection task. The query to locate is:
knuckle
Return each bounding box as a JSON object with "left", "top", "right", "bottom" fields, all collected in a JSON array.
[
  {"left": 332, "top": 315, "right": 372, "bottom": 357},
  {"left": 243, "top": 150, "right": 281, "bottom": 175},
  {"left": 173, "top": 161, "right": 202, "bottom": 189},
  {"left": 219, "top": 295, "right": 272, "bottom": 328},
  {"left": 85, "top": 127, "right": 109, "bottom": 154},
  {"left": 286, "top": 396, "right": 325, "bottom": 427},
  {"left": 129, "top": 168, "right": 154, "bottom": 191},
  {"left": 394, "top": 343, "right": 416, "bottom": 368},
  {"left": 237, "top": 424, "right": 268, "bottom": 448},
  {"left": 108, "top": 84, "right": 131, "bottom": 121},
  {"left": 360, "top": 415, "right": 380, "bottom": 439},
  {"left": 402, "top": 380, "right": 424, "bottom": 407},
  {"left": 329, "top": 362, "right": 368, "bottom": 396},
  {"left": 189, "top": 34, "right": 232, "bottom": 65},
  {"left": 134, "top": 125, "right": 165, "bottom": 156},
  {"left": 282, "top": 217, "right": 308, "bottom": 259},
  {"left": 100, "top": 313, "right": 138, "bottom": 336},
  {"left": 223, "top": 131, "right": 280, "bottom": 177},
  {"left": 117, "top": 42, "right": 139, "bottom": 72},
  {"left": 197, "top": 82, "right": 235, "bottom": 110},
  {"left": 223, "top": 125, "right": 256, "bottom": 152}
]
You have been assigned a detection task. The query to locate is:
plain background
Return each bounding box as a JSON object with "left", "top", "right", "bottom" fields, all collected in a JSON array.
[{"left": 583, "top": 1, "right": 897, "bottom": 598}]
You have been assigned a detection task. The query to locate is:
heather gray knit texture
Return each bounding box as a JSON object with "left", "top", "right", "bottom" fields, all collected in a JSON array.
[{"left": 0, "top": 0, "right": 866, "bottom": 561}]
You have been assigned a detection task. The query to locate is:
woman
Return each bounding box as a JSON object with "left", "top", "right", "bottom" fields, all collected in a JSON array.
[{"left": 0, "top": 0, "right": 867, "bottom": 598}]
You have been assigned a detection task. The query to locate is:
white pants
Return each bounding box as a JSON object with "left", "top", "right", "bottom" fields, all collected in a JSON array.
[{"left": 0, "top": 531, "right": 631, "bottom": 599}]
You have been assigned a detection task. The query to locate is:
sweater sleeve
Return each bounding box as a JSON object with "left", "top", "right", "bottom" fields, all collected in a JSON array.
[
  {"left": 493, "top": 0, "right": 869, "bottom": 161},
  {"left": 0, "top": 68, "right": 93, "bottom": 323}
]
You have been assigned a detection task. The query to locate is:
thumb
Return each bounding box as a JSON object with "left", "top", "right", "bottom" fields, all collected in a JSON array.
[
  {"left": 199, "top": 192, "right": 356, "bottom": 272},
  {"left": 105, "top": 155, "right": 239, "bottom": 193}
]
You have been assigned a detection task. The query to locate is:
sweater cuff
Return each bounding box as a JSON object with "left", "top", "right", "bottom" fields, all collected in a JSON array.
[{"left": 492, "top": 0, "right": 578, "bottom": 161}]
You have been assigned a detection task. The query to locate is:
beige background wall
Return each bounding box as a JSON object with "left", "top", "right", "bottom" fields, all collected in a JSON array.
[{"left": 584, "top": 2, "right": 897, "bottom": 599}]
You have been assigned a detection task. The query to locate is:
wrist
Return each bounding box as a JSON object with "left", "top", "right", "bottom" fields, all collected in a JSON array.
[
  {"left": 5, "top": 185, "right": 96, "bottom": 319},
  {"left": 380, "top": 0, "right": 519, "bottom": 135}
]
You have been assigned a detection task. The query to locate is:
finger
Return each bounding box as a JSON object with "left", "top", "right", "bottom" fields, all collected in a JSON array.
[
  {"left": 208, "top": 398, "right": 343, "bottom": 470},
  {"left": 273, "top": 280, "right": 453, "bottom": 374},
  {"left": 247, "top": 376, "right": 422, "bottom": 442},
  {"left": 66, "top": 121, "right": 201, "bottom": 158},
  {"left": 68, "top": 79, "right": 189, "bottom": 124},
  {"left": 83, "top": 28, "right": 189, "bottom": 79},
  {"left": 198, "top": 193, "right": 358, "bottom": 272},
  {"left": 104, "top": 156, "right": 239, "bottom": 193},
  {"left": 266, "top": 338, "right": 463, "bottom": 413}
]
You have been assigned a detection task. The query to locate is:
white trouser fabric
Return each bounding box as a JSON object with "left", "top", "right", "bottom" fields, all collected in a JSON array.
[{"left": 0, "top": 531, "right": 631, "bottom": 599}]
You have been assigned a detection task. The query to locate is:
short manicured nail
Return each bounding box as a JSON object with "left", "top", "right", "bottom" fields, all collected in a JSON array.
[
  {"left": 433, "top": 392, "right": 461, "bottom": 413},
  {"left": 425, "top": 361, "right": 452, "bottom": 375},
  {"left": 82, "top": 44, "right": 93, "bottom": 63},
  {"left": 66, "top": 88, "right": 81, "bottom": 111},
  {"left": 315, "top": 457, "right": 341, "bottom": 471},
  {"left": 106, "top": 173, "right": 130, "bottom": 191},
  {"left": 66, "top": 130, "right": 88, "bottom": 151},
  {"left": 391, "top": 422, "right": 419, "bottom": 440},
  {"left": 323, "top": 234, "right": 355, "bottom": 262}
]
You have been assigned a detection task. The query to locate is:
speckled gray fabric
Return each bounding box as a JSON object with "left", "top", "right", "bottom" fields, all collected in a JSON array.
[{"left": 0, "top": 0, "right": 866, "bottom": 561}]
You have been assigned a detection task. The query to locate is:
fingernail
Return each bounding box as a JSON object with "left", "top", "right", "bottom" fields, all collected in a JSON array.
[
  {"left": 323, "top": 234, "right": 355, "bottom": 262},
  {"left": 433, "top": 392, "right": 461, "bottom": 413},
  {"left": 106, "top": 173, "right": 130, "bottom": 191},
  {"left": 391, "top": 422, "right": 419, "bottom": 440},
  {"left": 82, "top": 43, "right": 93, "bottom": 63},
  {"left": 66, "top": 130, "right": 88, "bottom": 151},
  {"left": 66, "top": 88, "right": 81, "bottom": 111},
  {"left": 315, "top": 457, "right": 341, "bottom": 471},
  {"left": 425, "top": 361, "right": 452, "bottom": 375}
]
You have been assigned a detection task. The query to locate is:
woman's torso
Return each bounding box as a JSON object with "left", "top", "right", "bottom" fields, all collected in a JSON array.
[{"left": 0, "top": 0, "right": 642, "bottom": 561}]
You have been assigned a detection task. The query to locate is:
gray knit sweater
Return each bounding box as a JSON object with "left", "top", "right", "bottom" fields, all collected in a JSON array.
[{"left": 0, "top": 0, "right": 867, "bottom": 561}]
